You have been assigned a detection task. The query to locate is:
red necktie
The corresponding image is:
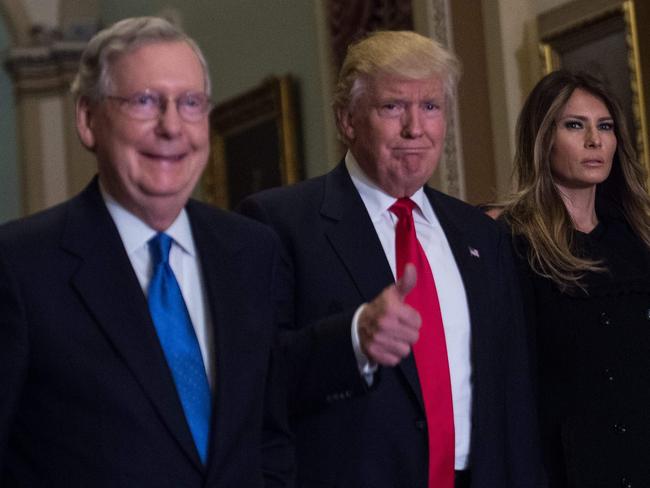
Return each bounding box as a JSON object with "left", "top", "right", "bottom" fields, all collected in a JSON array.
[{"left": 390, "top": 198, "right": 455, "bottom": 488}]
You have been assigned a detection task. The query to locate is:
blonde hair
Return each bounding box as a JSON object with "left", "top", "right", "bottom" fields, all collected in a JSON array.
[
  {"left": 501, "top": 70, "right": 650, "bottom": 290},
  {"left": 333, "top": 30, "right": 460, "bottom": 120}
]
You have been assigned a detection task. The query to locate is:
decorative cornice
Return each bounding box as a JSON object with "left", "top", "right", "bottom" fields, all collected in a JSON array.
[
  {"left": 5, "top": 40, "right": 86, "bottom": 94},
  {"left": 427, "top": 0, "right": 464, "bottom": 198}
]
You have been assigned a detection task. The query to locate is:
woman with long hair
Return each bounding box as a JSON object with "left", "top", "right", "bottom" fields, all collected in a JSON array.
[{"left": 500, "top": 70, "right": 650, "bottom": 487}]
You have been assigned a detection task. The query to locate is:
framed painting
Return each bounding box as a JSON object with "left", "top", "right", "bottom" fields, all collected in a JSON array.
[
  {"left": 203, "top": 75, "right": 302, "bottom": 208},
  {"left": 538, "top": 0, "right": 650, "bottom": 174}
]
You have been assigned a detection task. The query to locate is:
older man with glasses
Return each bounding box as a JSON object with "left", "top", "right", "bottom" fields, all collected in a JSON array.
[{"left": 0, "top": 17, "right": 292, "bottom": 487}]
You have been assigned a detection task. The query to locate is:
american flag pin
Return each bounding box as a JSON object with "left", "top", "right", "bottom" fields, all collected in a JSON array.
[{"left": 469, "top": 246, "right": 480, "bottom": 258}]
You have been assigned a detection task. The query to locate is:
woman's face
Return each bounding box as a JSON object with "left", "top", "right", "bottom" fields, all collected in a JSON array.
[{"left": 550, "top": 88, "right": 617, "bottom": 195}]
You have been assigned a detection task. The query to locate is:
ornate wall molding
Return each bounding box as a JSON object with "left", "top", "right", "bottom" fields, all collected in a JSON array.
[
  {"left": 6, "top": 40, "right": 85, "bottom": 94},
  {"left": 2, "top": 0, "right": 97, "bottom": 215},
  {"left": 415, "top": 0, "right": 465, "bottom": 199}
]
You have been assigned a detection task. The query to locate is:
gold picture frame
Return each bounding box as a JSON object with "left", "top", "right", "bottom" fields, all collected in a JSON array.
[
  {"left": 203, "top": 75, "right": 302, "bottom": 208},
  {"left": 538, "top": 0, "right": 650, "bottom": 175}
]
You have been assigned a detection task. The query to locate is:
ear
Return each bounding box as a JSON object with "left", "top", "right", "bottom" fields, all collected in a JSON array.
[
  {"left": 75, "top": 96, "right": 97, "bottom": 151},
  {"left": 336, "top": 106, "right": 356, "bottom": 143}
]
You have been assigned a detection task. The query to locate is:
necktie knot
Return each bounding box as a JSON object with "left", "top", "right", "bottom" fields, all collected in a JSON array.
[
  {"left": 149, "top": 232, "right": 172, "bottom": 266},
  {"left": 389, "top": 197, "right": 417, "bottom": 220},
  {"left": 390, "top": 198, "right": 417, "bottom": 234}
]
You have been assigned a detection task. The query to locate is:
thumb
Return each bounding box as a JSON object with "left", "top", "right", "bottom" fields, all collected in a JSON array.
[{"left": 396, "top": 263, "right": 417, "bottom": 299}]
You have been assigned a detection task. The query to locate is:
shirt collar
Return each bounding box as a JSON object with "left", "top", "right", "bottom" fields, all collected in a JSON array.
[
  {"left": 345, "top": 150, "right": 434, "bottom": 224},
  {"left": 100, "top": 185, "right": 195, "bottom": 257}
]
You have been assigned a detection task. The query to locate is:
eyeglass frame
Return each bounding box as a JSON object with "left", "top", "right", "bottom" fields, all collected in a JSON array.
[{"left": 103, "top": 90, "right": 214, "bottom": 122}]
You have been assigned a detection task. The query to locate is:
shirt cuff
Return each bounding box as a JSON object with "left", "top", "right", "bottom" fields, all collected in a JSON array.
[{"left": 351, "top": 303, "right": 378, "bottom": 386}]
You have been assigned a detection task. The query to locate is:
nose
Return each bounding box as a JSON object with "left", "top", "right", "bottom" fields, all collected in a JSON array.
[
  {"left": 585, "top": 127, "right": 602, "bottom": 148},
  {"left": 155, "top": 99, "right": 183, "bottom": 138},
  {"left": 401, "top": 106, "right": 423, "bottom": 139}
]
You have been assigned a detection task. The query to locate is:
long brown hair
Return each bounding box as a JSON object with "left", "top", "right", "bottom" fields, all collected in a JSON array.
[{"left": 501, "top": 70, "right": 650, "bottom": 290}]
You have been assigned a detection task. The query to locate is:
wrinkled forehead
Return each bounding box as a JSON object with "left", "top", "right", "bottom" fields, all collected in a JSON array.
[
  {"left": 106, "top": 40, "right": 208, "bottom": 93},
  {"left": 361, "top": 73, "right": 445, "bottom": 101}
]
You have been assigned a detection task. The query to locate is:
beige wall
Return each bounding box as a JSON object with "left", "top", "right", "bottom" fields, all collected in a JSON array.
[
  {"left": 482, "top": 0, "right": 535, "bottom": 198},
  {"left": 450, "top": 0, "right": 496, "bottom": 205},
  {"left": 480, "top": 0, "right": 576, "bottom": 199},
  {"left": 533, "top": 0, "right": 574, "bottom": 12}
]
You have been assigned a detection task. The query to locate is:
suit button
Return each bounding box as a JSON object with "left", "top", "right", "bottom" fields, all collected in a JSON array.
[
  {"left": 621, "top": 476, "right": 632, "bottom": 487},
  {"left": 646, "top": 308, "right": 650, "bottom": 320},
  {"left": 604, "top": 368, "right": 615, "bottom": 382},
  {"left": 415, "top": 419, "right": 426, "bottom": 431},
  {"left": 613, "top": 423, "right": 628, "bottom": 434},
  {"left": 600, "top": 312, "right": 612, "bottom": 326}
]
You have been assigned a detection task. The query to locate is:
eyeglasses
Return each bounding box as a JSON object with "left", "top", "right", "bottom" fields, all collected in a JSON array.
[{"left": 104, "top": 90, "right": 214, "bottom": 122}]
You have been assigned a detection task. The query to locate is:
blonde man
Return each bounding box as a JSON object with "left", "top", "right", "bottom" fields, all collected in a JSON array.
[{"left": 241, "top": 31, "right": 543, "bottom": 488}]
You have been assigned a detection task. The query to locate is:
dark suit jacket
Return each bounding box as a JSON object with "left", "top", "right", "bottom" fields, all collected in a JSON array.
[
  {"left": 511, "top": 215, "right": 650, "bottom": 488},
  {"left": 0, "top": 179, "right": 292, "bottom": 487},
  {"left": 239, "top": 162, "right": 543, "bottom": 488}
]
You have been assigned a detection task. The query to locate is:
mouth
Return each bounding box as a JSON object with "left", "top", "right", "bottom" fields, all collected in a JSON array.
[
  {"left": 140, "top": 151, "right": 188, "bottom": 162},
  {"left": 392, "top": 147, "right": 431, "bottom": 154},
  {"left": 581, "top": 158, "right": 605, "bottom": 166}
]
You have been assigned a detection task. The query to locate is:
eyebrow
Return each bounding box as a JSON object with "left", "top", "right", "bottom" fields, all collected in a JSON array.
[{"left": 560, "top": 114, "right": 614, "bottom": 121}]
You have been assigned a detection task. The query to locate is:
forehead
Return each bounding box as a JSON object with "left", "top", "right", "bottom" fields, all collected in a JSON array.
[
  {"left": 109, "top": 41, "right": 205, "bottom": 92},
  {"left": 366, "top": 74, "right": 444, "bottom": 99},
  {"left": 560, "top": 88, "right": 611, "bottom": 116}
]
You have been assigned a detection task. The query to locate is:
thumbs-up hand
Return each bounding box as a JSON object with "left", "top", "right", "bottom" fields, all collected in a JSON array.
[{"left": 357, "top": 264, "right": 421, "bottom": 366}]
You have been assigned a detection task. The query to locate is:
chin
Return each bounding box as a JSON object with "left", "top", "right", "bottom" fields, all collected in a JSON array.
[{"left": 137, "top": 179, "right": 192, "bottom": 199}]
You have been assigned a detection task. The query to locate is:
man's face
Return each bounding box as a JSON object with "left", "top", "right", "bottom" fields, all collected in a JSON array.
[
  {"left": 76, "top": 41, "right": 210, "bottom": 227},
  {"left": 339, "top": 74, "right": 447, "bottom": 197}
]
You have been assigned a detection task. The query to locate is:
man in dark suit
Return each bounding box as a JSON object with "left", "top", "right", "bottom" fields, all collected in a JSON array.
[
  {"left": 240, "top": 31, "right": 543, "bottom": 488},
  {"left": 0, "top": 17, "right": 291, "bottom": 487}
]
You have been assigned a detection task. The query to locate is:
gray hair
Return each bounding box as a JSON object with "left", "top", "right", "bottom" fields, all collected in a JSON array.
[
  {"left": 332, "top": 30, "right": 461, "bottom": 113},
  {"left": 71, "top": 16, "right": 211, "bottom": 101}
]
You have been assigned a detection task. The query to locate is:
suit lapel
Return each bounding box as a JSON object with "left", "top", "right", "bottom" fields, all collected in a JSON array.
[
  {"left": 321, "top": 163, "right": 394, "bottom": 304},
  {"left": 321, "top": 164, "right": 423, "bottom": 406},
  {"left": 61, "top": 181, "right": 203, "bottom": 470},
  {"left": 187, "top": 202, "right": 246, "bottom": 478},
  {"left": 425, "top": 188, "right": 489, "bottom": 363}
]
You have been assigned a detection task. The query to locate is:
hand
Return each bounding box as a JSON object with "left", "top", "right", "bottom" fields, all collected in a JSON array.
[{"left": 357, "top": 264, "right": 421, "bottom": 366}]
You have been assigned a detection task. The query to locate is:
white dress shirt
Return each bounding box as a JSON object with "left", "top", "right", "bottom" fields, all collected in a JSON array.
[
  {"left": 346, "top": 152, "right": 472, "bottom": 469},
  {"left": 102, "top": 189, "right": 214, "bottom": 388}
]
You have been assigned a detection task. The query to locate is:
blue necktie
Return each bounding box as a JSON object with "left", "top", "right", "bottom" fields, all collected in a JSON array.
[{"left": 147, "top": 232, "right": 211, "bottom": 464}]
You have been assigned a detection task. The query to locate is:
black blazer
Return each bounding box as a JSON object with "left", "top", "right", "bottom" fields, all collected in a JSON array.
[
  {"left": 0, "top": 179, "right": 292, "bottom": 487},
  {"left": 240, "top": 162, "right": 543, "bottom": 488},
  {"left": 512, "top": 216, "right": 650, "bottom": 487}
]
